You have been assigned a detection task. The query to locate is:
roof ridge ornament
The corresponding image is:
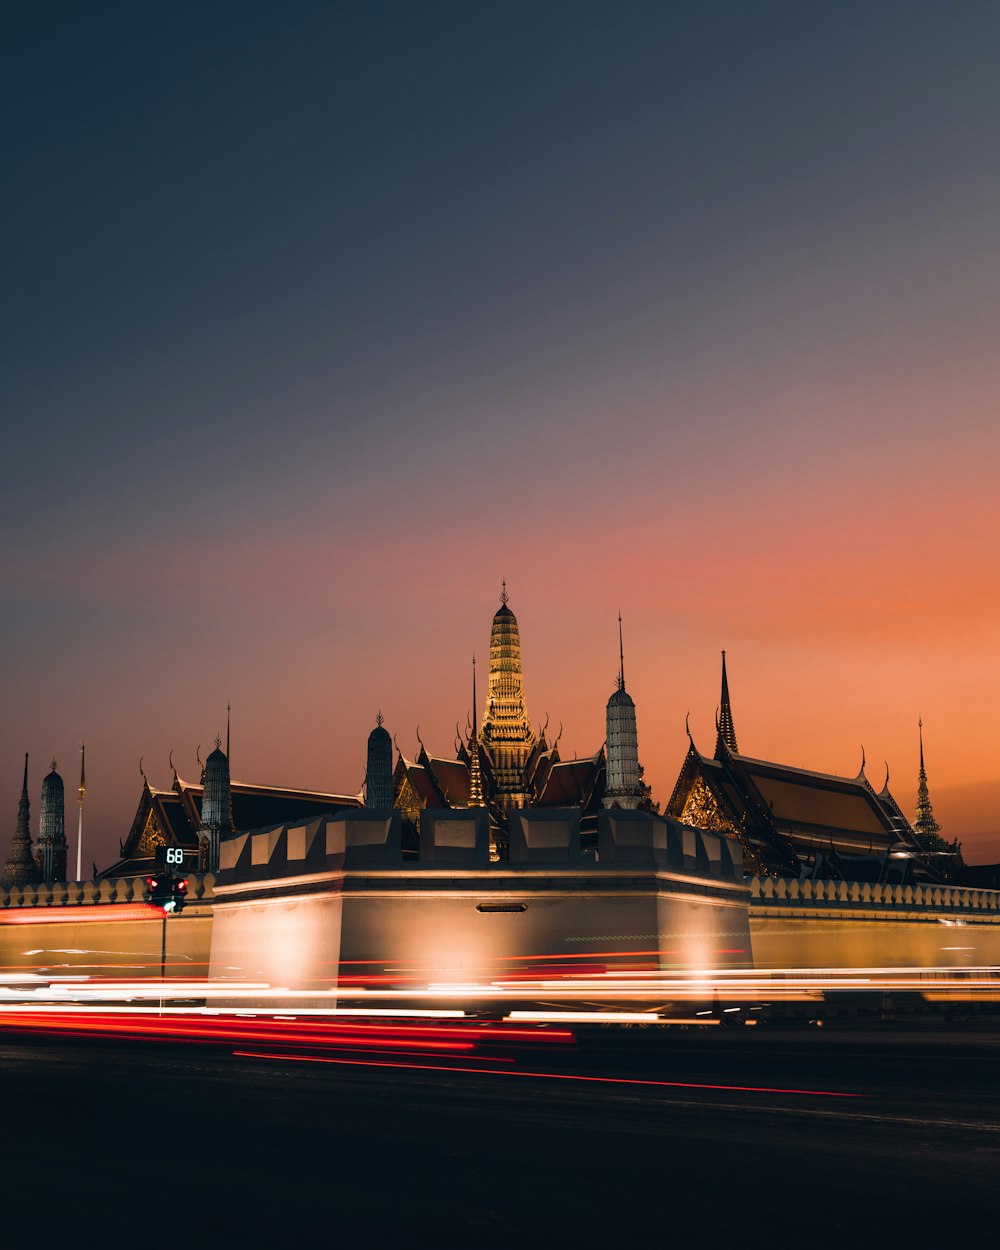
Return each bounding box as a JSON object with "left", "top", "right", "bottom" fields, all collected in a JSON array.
[
  {"left": 500, "top": 579, "right": 508, "bottom": 606},
  {"left": 716, "top": 650, "right": 738, "bottom": 754}
]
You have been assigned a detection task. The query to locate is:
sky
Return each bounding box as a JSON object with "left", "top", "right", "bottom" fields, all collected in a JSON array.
[{"left": 2, "top": 1, "right": 999, "bottom": 867}]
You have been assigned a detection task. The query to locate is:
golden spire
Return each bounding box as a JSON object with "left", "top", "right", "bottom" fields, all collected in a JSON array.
[
  {"left": 468, "top": 654, "right": 483, "bottom": 807},
  {"left": 481, "top": 586, "right": 535, "bottom": 806}
]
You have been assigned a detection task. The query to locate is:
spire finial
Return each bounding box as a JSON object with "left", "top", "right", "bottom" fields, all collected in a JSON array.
[
  {"left": 471, "top": 654, "right": 478, "bottom": 740},
  {"left": 914, "top": 716, "right": 942, "bottom": 842},
  {"left": 215, "top": 734, "right": 222, "bottom": 751},
  {"left": 500, "top": 579, "right": 508, "bottom": 606},
  {"left": 617, "top": 612, "right": 625, "bottom": 692},
  {"left": 226, "top": 702, "right": 231, "bottom": 759},
  {"left": 376, "top": 709, "right": 384, "bottom": 728},
  {"left": 79, "top": 743, "right": 85, "bottom": 802},
  {"left": 21, "top": 753, "right": 28, "bottom": 794},
  {"left": 715, "top": 651, "right": 738, "bottom": 755},
  {"left": 51, "top": 757, "right": 57, "bottom": 773}
]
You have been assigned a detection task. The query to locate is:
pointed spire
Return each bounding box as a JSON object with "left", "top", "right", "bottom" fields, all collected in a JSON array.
[
  {"left": 376, "top": 709, "right": 384, "bottom": 728},
  {"left": 468, "top": 654, "right": 483, "bottom": 808},
  {"left": 914, "top": 717, "right": 941, "bottom": 842},
  {"left": 500, "top": 578, "right": 508, "bottom": 607},
  {"left": 226, "top": 702, "right": 231, "bottom": 760},
  {"left": 617, "top": 613, "right": 625, "bottom": 693},
  {"left": 2, "top": 754, "right": 40, "bottom": 888},
  {"left": 78, "top": 743, "right": 86, "bottom": 803},
  {"left": 715, "top": 650, "right": 738, "bottom": 755}
]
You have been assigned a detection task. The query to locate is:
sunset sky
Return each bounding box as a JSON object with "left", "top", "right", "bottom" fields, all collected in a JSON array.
[{"left": 3, "top": 1, "right": 999, "bottom": 866}]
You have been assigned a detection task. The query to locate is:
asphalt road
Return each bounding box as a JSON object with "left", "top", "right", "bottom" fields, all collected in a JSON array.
[{"left": 4, "top": 1023, "right": 997, "bottom": 1248}]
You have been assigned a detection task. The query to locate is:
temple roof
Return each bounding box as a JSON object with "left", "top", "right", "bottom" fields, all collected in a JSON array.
[
  {"left": 103, "top": 774, "right": 362, "bottom": 877},
  {"left": 537, "top": 750, "right": 605, "bottom": 809}
]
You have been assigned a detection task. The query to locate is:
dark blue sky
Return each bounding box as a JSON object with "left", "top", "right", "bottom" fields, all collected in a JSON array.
[{"left": 4, "top": 2, "right": 1000, "bottom": 862}]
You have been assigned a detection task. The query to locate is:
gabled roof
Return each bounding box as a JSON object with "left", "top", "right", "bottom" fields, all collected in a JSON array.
[
  {"left": 424, "top": 757, "right": 471, "bottom": 806},
  {"left": 110, "top": 774, "right": 362, "bottom": 876},
  {"left": 729, "top": 753, "right": 896, "bottom": 843},
  {"left": 537, "top": 749, "right": 605, "bottom": 810}
]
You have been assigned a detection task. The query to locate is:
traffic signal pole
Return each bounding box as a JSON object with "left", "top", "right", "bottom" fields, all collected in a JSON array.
[
  {"left": 159, "top": 908, "right": 167, "bottom": 1016},
  {"left": 145, "top": 853, "right": 189, "bottom": 1015}
]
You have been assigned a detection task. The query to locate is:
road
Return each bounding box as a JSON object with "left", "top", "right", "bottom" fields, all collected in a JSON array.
[{"left": 2, "top": 1022, "right": 997, "bottom": 1248}]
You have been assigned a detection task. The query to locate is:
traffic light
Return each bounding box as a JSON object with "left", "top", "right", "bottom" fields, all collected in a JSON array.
[
  {"left": 145, "top": 875, "right": 172, "bottom": 907},
  {"left": 145, "top": 874, "right": 187, "bottom": 912}
]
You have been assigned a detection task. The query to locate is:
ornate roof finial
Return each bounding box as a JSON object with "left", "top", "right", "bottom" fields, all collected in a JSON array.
[
  {"left": 50, "top": 757, "right": 57, "bottom": 773},
  {"left": 858, "top": 744, "right": 866, "bottom": 776},
  {"left": 215, "top": 734, "right": 222, "bottom": 751},
  {"left": 471, "top": 654, "right": 478, "bottom": 740},
  {"left": 138, "top": 755, "right": 146, "bottom": 783},
  {"left": 226, "top": 702, "right": 231, "bottom": 759},
  {"left": 883, "top": 760, "right": 890, "bottom": 791},
  {"left": 376, "top": 709, "right": 384, "bottom": 728},
  {"left": 79, "top": 743, "right": 86, "bottom": 804},
  {"left": 169, "top": 749, "right": 175, "bottom": 775},
  {"left": 715, "top": 650, "right": 738, "bottom": 756},
  {"left": 915, "top": 717, "right": 941, "bottom": 841},
  {"left": 468, "top": 654, "right": 483, "bottom": 807},
  {"left": 617, "top": 612, "right": 625, "bottom": 693},
  {"left": 500, "top": 578, "right": 508, "bottom": 607}
]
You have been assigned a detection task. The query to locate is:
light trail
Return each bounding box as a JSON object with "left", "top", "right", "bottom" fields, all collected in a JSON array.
[
  {"left": 231, "top": 1051, "right": 863, "bottom": 1099},
  {"left": 0, "top": 964, "right": 996, "bottom": 1020}
]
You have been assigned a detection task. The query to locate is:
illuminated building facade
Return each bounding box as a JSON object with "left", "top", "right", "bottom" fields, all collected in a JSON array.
[{"left": 393, "top": 588, "right": 615, "bottom": 851}]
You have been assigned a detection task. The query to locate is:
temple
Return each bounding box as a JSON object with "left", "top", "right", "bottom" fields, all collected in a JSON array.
[
  {"left": 392, "top": 587, "right": 613, "bottom": 854},
  {"left": 103, "top": 756, "right": 361, "bottom": 878},
  {"left": 2, "top": 593, "right": 965, "bottom": 888},
  {"left": 667, "top": 652, "right": 952, "bottom": 881}
]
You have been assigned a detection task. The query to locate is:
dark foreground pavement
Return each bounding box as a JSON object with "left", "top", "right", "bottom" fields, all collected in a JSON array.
[{"left": 3, "top": 1023, "right": 998, "bottom": 1248}]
